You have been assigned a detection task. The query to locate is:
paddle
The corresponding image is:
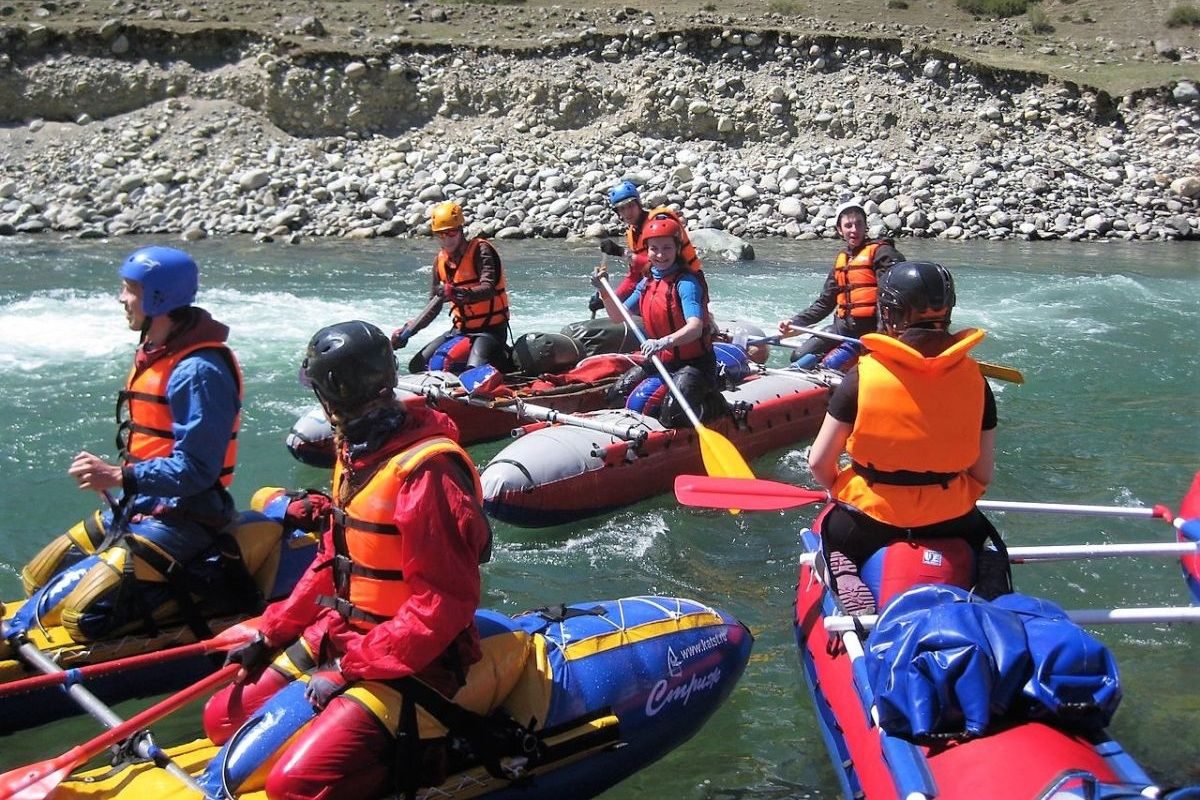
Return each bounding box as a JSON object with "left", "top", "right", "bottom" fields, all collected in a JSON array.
[
  {"left": 13, "top": 642, "right": 210, "bottom": 797},
  {"left": 764, "top": 327, "right": 1026, "bottom": 385},
  {"left": 674, "top": 474, "right": 1175, "bottom": 521},
  {"left": 674, "top": 475, "right": 827, "bottom": 512},
  {"left": 0, "top": 662, "right": 238, "bottom": 800},
  {"left": 0, "top": 617, "right": 258, "bottom": 699},
  {"left": 396, "top": 377, "right": 650, "bottom": 445},
  {"left": 596, "top": 274, "right": 753, "bottom": 480},
  {"left": 825, "top": 606, "right": 1200, "bottom": 633}
]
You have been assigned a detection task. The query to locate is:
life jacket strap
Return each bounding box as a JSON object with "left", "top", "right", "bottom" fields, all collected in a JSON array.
[{"left": 851, "top": 460, "right": 959, "bottom": 489}]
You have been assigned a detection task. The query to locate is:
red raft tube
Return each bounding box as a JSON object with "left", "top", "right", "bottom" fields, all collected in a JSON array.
[{"left": 793, "top": 516, "right": 1185, "bottom": 800}]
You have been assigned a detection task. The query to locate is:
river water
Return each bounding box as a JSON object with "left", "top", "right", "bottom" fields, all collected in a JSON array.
[{"left": 0, "top": 235, "right": 1197, "bottom": 796}]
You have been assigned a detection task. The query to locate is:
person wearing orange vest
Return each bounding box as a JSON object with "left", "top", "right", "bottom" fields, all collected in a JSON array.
[
  {"left": 203, "top": 320, "right": 493, "bottom": 800},
  {"left": 588, "top": 180, "right": 704, "bottom": 313},
  {"left": 392, "top": 201, "right": 511, "bottom": 373},
  {"left": 592, "top": 217, "right": 724, "bottom": 428},
  {"left": 10, "top": 246, "right": 245, "bottom": 643},
  {"left": 779, "top": 201, "right": 904, "bottom": 362},
  {"left": 807, "top": 262, "right": 998, "bottom": 615}
]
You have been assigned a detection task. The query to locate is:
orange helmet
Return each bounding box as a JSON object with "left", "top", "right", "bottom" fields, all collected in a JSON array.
[
  {"left": 431, "top": 201, "right": 465, "bottom": 233},
  {"left": 644, "top": 217, "right": 681, "bottom": 242}
]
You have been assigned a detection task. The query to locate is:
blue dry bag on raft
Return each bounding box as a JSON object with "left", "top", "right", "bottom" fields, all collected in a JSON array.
[
  {"left": 713, "top": 342, "right": 751, "bottom": 386},
  {"left": 427, "top": 335, "right": 472, "bottom": 373},
  {"left": 990, "top": 593, "right": 1121, "bottom": 729},
  {"left": 866, "top": 584, "right": 1029, "bottom": 739},
  {"left": 866, "top": 585, "right": 1122, "bottom": 740}
]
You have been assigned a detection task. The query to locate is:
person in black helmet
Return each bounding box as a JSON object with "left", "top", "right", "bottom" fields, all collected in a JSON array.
[
  {"left": 204, "top": 320, "right": 493, "bottom": 800},
  {"left": 807, "top": 262, "right": 999, "bottom": 615},
  {"left": 778, "top": 201, "right": 904, "bottom": 363}
]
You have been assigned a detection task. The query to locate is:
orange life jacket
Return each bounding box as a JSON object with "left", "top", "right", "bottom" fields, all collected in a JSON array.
[
  {"left": 833, "top": 242, "right": 883, "bottom": 320},
  {"left": 118, "top": 341, "right": 241, "bottom": 488},
  {"left": 833, "top": 329, "right": 987, "bottom": 527},
  {"left": 435, "top": 238, "right": 509, "bottom": 331},
  {"left": 627, "top": 207, "right": 703, "bottom": 274},
  {"left": 638, "top": 268, "right": 713, "bottom": 362},
  {"left": 323, "top": 436, "right": 483, "bottom": 632}
]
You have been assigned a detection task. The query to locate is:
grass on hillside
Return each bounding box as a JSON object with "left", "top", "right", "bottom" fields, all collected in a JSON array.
[{"left": 1167, "top": 3, "right": 1200, "bottom": 26}]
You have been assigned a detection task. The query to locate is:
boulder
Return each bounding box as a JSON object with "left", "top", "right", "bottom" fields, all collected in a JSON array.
[{"left": 688, "top": 227, "right": 755, "bottom": 261}]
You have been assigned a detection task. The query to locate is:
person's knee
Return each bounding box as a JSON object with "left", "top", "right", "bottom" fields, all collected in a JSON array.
[{"left": 203, "top": 669, "right": 292, "bottom": 745}]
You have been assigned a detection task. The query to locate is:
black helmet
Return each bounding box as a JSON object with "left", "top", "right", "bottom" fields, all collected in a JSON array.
[
  {"left": 877, "top": 261, "right": 956, "bottom": 333},
  {"left": 302, "top": 321, "right": 397, "bottom": 416}
]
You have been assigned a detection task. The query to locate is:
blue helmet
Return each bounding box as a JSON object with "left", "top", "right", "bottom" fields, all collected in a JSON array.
[
  {"left": 119, "top": 246, "right": 198, "bottom": 317},
  {"left": 608, "top": 180, "right": 641, "bottom": 208}
]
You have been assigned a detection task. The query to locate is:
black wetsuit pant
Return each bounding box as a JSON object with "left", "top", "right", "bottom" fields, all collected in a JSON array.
[
  {"left": 408, "top": 323, "right": 512, "bottom": 373},
  {"left": 821, "top": 504, "right": 997, "bottom": 570}
]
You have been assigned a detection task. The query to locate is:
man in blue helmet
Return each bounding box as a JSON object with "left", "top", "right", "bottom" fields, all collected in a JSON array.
[
  {"left": 587, "top": 180, "right": 703, "bottom": 313},
  {"left": 8, "top": 246, "right": 247, "bottom": 643}
]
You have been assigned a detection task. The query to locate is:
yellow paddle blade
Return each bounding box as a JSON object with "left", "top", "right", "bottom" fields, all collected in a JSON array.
[
  {"left": 697, "top": 425, "right": 754, "bottom": 479},
  {"left": 979, "top": 361, "right": 1025, "bottom": 385}
]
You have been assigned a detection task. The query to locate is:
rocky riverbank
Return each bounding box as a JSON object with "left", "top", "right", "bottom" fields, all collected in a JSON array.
[{"left": 1, "top": 19, "right": 1198, "bottom": 244}]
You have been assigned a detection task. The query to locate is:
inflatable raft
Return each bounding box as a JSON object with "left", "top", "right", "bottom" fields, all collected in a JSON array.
[
  {"left": 36, "top": 595, "right": 752, "bottom": 800},
  {"left": 286, "top": 318, "right": 642, "bottom": 468},
  {"left": 0, "top": 488, "right": 317, "bottom": 734},
  {"left": 481, "top": 367, "right": 836, "bottom": 528},
  {"left": 793, "top": 512, "right": 1187, "bottom": 800}
]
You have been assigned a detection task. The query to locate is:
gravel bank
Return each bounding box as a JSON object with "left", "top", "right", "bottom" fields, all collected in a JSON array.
[{"left": 0, "top": 23, "right": 1197, "bottom": 243}]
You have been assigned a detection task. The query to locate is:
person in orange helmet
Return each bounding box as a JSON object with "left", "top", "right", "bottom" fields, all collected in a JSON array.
[{"left": 392, "top": 201, "right": 511, "bottom": 372}]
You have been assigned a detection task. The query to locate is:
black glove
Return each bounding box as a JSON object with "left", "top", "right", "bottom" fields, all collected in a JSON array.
[
  {"left": 599, "top": 239, "right": 624, "bottom": 257},
  {"left": 587, "top": 292, "right": 604, "bottom": 313},
  {"left": 224, "top": 633, "right": 276, "bottom": 681}
]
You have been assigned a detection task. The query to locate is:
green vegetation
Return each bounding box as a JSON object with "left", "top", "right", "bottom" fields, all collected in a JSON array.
[
  {"left": 956, "top": 0, "right": 1036, "bottom": 18},
  {"left": 887, "top": 0, "right": 910, "bottom": 8},
  {"left": 1027, "top": 5, "right": 1053, "bottom": 33},
  {"left": 768, "top": 0, "right": 808, "bottom": 14},
  {"left": 1166, "top": 3, "right": 1200, "bottom": 26},
  {"left": 458, "top": 0, "right": 526, "bottom": 5}
]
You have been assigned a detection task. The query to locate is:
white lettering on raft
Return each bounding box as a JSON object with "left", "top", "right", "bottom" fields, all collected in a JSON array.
[{"left": 645, "top": 666, "right": 723, "bottom": 717}]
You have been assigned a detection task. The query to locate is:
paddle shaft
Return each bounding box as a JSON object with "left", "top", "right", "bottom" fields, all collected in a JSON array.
[
  {"left": 768, "top": 328, "right": 1026, "bottom": 384},
  {"left": 675, "top": 474, "right": 1174, "bottom": 521},
  {"left": 0, "top": 663, "right": 237, "bottom": 799},
  {"left": 0, "top": 624, "right": 253, "bottom": 699},
  {"left": 825, "top": 606, "right": 1200, "bottom": 633},
  {"left": 1008, "top": 541, "right": 1199, "bottom": 563},
  {"left": 396, "top": 377, "right": 649, "bottom": 443},
  {"left": 15, "top": 642, "right": 210, "bottom": 796}
]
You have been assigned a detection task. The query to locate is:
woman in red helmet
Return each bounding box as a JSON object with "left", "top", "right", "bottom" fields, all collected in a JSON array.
[{"left": 591, "top": 217, "right": 724, "bottom": 428}]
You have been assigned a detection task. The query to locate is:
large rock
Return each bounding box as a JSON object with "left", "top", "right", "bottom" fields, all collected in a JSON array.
[
  {"left": 688, "top": 227, "right": 755, "bottom": 261},
  {"left": 1169, "top": 176, "right": 1200, "bottom": 198}
]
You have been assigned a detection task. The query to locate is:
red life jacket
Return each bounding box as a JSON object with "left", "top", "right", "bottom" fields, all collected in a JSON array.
[{"left": 638, "top": 268, "right": 712, "bottom": 362}]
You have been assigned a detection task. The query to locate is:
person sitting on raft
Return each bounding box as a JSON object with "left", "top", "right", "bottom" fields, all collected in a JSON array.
[
  {"left": 11, "top": 246, "right": 249, "bottom": 644},
  {"left": 587, "top": 179, "right": 703, "bottom": 313},
  {"left": 205, "top": 320, "right": 493, "bottom": 800},
  {"left": 778, "top": 201, "right": 904, "bottom": 363},
  {"left": 591, "top": 217, "right": 725, "bottom": 429},
  {"left": 392, "top": 200, "right": 511, "bottom": 372},
  {"left": 807, "top": 261, "right": 999, "bottom": 615}
]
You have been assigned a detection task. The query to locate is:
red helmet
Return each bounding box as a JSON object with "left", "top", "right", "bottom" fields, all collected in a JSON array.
[{"left": 644, "top": 217, "right": 681, "bottom": 242}]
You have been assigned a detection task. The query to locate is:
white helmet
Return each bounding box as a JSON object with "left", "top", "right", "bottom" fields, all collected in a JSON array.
[{"left": 834, "top": 200, "right": 866, "bottom": 226}]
